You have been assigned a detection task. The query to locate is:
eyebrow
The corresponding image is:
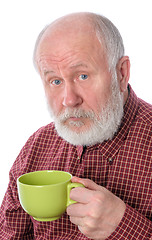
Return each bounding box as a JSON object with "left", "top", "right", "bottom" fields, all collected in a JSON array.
[
  {"left": 43, "top": 63, "right": 88, "bottom": 76},
  {"left": 43, "top": 70, "right": 55, "bottom": 76},
  {"left": 69, "top": 63, "right": 89, "bottom": 69}
]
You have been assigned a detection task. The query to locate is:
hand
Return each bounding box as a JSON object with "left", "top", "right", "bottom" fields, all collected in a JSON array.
[{"left": 67, "top": 177, "right": 126, "bottom": 240}]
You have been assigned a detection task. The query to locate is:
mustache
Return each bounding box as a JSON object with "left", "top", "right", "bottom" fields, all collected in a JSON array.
[{"left": 57, "top": 108, "right": 95, "bottom": 122}]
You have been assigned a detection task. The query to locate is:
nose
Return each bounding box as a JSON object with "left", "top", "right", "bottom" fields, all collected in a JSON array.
[{"left": 62, "top": 83, "right": 83, "bottom": 107}]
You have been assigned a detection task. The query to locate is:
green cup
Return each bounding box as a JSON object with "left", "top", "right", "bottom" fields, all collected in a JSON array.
[{"left": 17, "top": 170, "right": 84, "bottom": 221}]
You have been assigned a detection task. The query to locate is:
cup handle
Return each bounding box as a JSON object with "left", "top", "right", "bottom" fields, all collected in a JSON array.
[{"left": 67, "top": 182, "right": 84, "bottom": 207}]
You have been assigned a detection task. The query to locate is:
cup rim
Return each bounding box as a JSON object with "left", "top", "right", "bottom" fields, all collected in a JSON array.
[{"left": 17, "top": 170, "right": 72, "bottom": 187}]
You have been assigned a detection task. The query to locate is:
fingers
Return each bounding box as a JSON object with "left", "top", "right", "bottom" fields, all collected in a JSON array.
[
  {"left": 69, "top": 186, "right": 95, "bottom": 204},
  {"left": 67, "top": 202, "right": 88, "bottom": 217},
  {"left": 67, "top": 189, "right": 104, "bottom": 220},
  {"left": 70, "top": 216, "right": 84, "bottom": 226}
]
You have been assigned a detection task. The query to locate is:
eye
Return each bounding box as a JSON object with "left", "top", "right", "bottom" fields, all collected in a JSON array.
[
  {"left": 51, "top": 79, "right": 62, "bottom": 85},
  {"left": 79, "top": 74, "right": 88, "bottom": 80}
]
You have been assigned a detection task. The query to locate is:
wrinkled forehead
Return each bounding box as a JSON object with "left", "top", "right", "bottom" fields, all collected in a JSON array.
[{"left": 36, "top": 36, "right": 106, "bottom": 74}]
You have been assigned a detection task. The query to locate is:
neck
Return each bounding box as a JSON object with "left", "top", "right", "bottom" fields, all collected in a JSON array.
[{"left": 123, "top": 88, "right": 129, "bottom": 106}]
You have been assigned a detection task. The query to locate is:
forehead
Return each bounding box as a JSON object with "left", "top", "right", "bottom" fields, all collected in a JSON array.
[
  {"left": 39, "top": 54, "right": 95, "bottom": 75},
  {"left": 36, "top": 20, "right": 106, "bottom": 72}
]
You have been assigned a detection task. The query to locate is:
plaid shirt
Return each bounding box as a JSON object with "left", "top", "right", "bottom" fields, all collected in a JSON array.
[{"left": 0, "top": 84, "right": 152, "bottom": 239}]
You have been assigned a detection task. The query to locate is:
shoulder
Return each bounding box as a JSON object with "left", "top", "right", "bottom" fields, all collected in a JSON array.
[
  {"left": 137, "top": 98, "right": 152, "bottom": 126},
  {"left": 33, "top": 122, "right": 57, "bottom": 138},
  {"left": 129, "top": 98, "right": 152, "bottom": 146},
  {"left": 23, "top": 122, "right": 66, "bottom": 150}
]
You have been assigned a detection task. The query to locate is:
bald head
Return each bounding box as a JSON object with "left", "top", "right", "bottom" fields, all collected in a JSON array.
[
  {"left": 35, "top": 13, "right": 97, "bottom": 67},
  {"left": 33, "top": 12, "right": 124, "bottom": 72},
  {"left": 46, "top": 12, "right": 94, "bottom": 33}
]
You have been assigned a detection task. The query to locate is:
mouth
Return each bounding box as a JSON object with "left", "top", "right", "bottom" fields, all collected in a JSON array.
[
  {"left": 68, "top": 116, "right": 83, "bottom": 121},
  {"left": 58, "top": 108, "right": 95, "bottom": 126},
  {"left": 64, "top": 115, "right": 95, "bottom": 129},
  {"left": 67, "top": 118, "right": 85, "bottom": 128}
]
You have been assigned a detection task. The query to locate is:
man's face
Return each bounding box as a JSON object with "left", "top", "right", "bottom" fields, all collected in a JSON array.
[{"left": 36, "top": 22, "right": 124, "bottom": 145}]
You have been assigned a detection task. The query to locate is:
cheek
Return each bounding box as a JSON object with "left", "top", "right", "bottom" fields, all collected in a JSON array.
[
  {"left": 46, "top": 90, "right": 63, "bottom": 115},
  {"left": 87, "top": 76, "right": 112, "bottom": 111},
  {"left": 86, "top": 88, "right": 111, "bottom": 114}
]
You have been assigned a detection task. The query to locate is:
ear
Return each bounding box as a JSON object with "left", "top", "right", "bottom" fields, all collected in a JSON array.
[{"left": 117, "top": 56, "right": 130, "bottom": 93}]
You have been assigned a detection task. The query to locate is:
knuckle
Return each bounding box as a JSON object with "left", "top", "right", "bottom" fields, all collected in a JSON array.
[
  {"left": 82, "top": 178, "right": 95, "bottom": 187},
  {"left": 85, "top": 216, "right": 96, "bottom": 229},
  {"left": 93, "top": 191, "right": 105, "bottom": 203}
]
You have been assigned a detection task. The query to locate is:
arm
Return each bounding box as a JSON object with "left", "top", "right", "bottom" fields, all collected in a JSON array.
[
  {"left": 0, "top": 172, "right": 34, "bottom": 239},
  {"left": 67, "top": 177, "right": 152, "bottom": 240}
]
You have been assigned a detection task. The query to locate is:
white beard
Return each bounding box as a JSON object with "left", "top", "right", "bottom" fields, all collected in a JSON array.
[{"left": 47, "top": 75, "right": 124, "bottom": 146}]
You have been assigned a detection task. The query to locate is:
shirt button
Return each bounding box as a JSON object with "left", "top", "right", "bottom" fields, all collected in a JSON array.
[{"left": 108, "top": 158, "right": 113, "bottom": 163}]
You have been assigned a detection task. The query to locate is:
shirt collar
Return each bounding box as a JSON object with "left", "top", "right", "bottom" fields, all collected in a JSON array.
[{"left": 85, "top": 84, "right": 139, "bottom": 159}]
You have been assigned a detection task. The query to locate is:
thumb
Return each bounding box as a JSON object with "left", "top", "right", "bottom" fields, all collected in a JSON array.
[{"left": 71, "top": 176, "right": 101, "bottom": 191}]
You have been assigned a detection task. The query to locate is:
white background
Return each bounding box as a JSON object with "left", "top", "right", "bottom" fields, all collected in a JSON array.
[{"left": 0, "top": 0, "right": 152, "bottom": 204}]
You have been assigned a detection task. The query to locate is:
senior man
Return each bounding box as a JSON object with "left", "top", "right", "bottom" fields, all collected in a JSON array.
[{"left": 0, "top": 12, "right": 151, "bottom": 240}]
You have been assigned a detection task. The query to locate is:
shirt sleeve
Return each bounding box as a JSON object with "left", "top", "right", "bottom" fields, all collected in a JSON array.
[
  {"left": 0, "top": 172, "right": 34, "bottom": 239},
  {"left": 0, "top": 133, "right": 37, "bottom": 239},
  {"left": 107, "top": 204, "right": 152, "bottom": 239}
]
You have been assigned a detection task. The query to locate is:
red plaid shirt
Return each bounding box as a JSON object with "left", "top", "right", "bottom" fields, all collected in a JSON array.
[{"left": 0, "top": 85, "right": 152, "bottom": 239}]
